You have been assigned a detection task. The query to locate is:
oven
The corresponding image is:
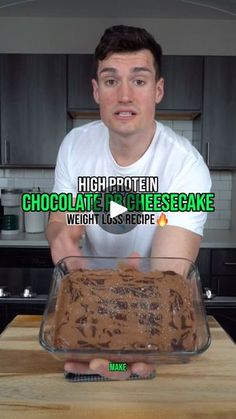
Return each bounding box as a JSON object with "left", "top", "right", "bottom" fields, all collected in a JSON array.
[
  {"left": 204, "top": 296, "right": 236, "bottom": 342},
  {"left": 0, "top": 247, "right": 53, "bottom": 333}
]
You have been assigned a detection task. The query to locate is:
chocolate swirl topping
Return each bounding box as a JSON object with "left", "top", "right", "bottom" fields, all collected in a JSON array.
[{"left": 49, "top": 267, "right": 196, "bottom": 352}]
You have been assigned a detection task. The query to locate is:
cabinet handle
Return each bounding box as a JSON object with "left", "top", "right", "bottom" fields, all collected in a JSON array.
[
  {"left": 206, "top": 141, "right": 210, "bottom": 166},
  {"left": 224, "top": 262, "right": 236, "bottom": 266},
  {"left": 4, "top": 140, "right": 10, "bottom": 164}
]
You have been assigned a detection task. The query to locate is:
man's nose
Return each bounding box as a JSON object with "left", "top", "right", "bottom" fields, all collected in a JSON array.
[{"left": 118, "top": 81, "right": 133, "bottom": 102}]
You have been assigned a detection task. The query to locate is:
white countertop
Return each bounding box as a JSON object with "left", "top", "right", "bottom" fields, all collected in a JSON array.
[
  {"left": 0, "top": 229, "right": 236, "bottom": 248},
  {"left": 0, "top": 232, "right": 48, "bottom": 247}
]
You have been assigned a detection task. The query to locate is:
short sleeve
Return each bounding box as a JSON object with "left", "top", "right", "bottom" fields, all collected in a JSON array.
[
  {"left": 52, "top": 131, "right": 78, "bottom": 196},
  {"left": 165, "top": 156, "right": 212, "bottom": 236}
]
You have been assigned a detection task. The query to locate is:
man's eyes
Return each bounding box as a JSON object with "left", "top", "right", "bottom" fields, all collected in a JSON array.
[
  {"left": 103, "top": 79, "right": 146, "bottom": 86},
  {"left": 104, "top": 79, "right": 117, "bottom": 86},
  {"left": 133, "top": 79, "right": 145, "bottom": 86}
]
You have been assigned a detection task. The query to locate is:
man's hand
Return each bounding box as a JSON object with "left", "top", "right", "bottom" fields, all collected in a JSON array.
[
  {"left": 62, "top": 252, "right": 155, "bottom": 380},
  {"left": 46, "top": 211, "right": 85, "bottom": 265},
  {"left": 151, "top": 225, "right": 201, "bottom": 274},
  {"left": 64, "top": 359, "right": 156, "bottom": 380}
]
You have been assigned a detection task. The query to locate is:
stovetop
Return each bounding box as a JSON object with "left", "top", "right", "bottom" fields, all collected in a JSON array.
[
  {"left": 0, "top": 284, "right": 236, "bottom": 307},
  {"left": 0, "top": 294, "right": 48, "bottom": 304},
  {"left": 204, "top": 296, "right": 236, "bottom": 308}
]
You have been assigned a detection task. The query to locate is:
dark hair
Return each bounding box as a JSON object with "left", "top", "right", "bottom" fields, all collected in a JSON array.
[{"left": 94, "top": 25, "right": 162, "bottom": 80}]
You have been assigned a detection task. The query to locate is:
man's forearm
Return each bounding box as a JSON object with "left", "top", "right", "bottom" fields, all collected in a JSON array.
[
  {"left": 46, "top": 219, "right": 85, "bottom": 264},
  {"left": 151, "top": 225, "right": 201, "bottom": 275}
]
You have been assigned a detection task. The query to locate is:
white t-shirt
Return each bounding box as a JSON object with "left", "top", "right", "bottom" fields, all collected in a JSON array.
[{"left": 53, "top": 120, "right": 211, "bottom": 257}]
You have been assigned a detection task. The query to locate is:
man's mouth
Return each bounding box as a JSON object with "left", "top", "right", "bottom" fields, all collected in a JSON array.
[{"left": 114, "top": 111, "right": 136, "bottom": 117}]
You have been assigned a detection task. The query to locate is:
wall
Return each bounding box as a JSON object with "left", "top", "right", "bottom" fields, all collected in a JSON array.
[
  {"left": 0, "top": 18, "right": 235, "bottom": 54},
  {"left": 162, "top": 121, "right": 232, "bottom": 231},
  {"left": 0, "top": 119, "right": 232, "bottom": 230}
]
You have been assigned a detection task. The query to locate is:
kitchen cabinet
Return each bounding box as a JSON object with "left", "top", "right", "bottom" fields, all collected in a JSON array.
[
  {"left": 158, "top": 56, "right": 203, "bottom": 111},
  {"left": 195, "top": 248, "right": 211, "bottom": 289},
  {"left": 0, "top": 247, "right": 53, "bottom": 333},
  {"left": 211, "top": 249, "right": 236, "bottom": 296},
  {"left": 0, "top": 247, "right": 53, "bottom": 294},
  {"left": 0, "top": 54, "right": 67, "bottom": 167},
  {"left": 68, "top": 54, "right": 98, "bottom": 111},
  {"left": 67, "top": 54, "right": 203, "bottom": 113},
  {"left": 196, "top": 248, "right": 236, "bottom": 341},
  {"left": 196, "top": 248, "right": 236, "bottom": 296},
  {"left": 201, "top": 56, "right": 236, "bottom": 169}
]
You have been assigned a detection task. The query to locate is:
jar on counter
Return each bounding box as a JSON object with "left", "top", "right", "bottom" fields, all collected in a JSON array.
[{"left": 24, "top": 188, "right": 46, "bottom": 233}]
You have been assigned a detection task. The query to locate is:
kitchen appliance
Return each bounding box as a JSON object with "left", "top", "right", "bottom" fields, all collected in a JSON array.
[
  {"left": 2, "top": 214, "right": 19, "bottom": 232},
  {"left": 0, "top": 247, "right": 53, "bottom": 333},
  {"left": 1, "top": 189, "right": 24, "bottom": 234},
  {"left": 0, "top": 251, "right": 235, "bottom": 344},
  {"left": 203, "top": 286, "right": 236, "bottom": 342}
]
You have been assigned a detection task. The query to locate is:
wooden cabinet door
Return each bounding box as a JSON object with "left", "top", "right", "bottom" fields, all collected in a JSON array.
[
  {"left": 202, "top": 56, "right": 236, "bottom": 169},
  {"left": 158, "top": 56, "right": 203, "bottom": 111},
  {"left": 68, "top": 54, "right": 98, "bottom": 111},
  {"left": 196, "top": 248, "right": 211, "bottom": 289},
  {"left": 68, "top": 55, "right": 203, "bottom": 113},
  {"left": 0, "top": 54, "right": 67, "bottom": 166},
  {"left": 212, "top": 276, "right": 236, "bottom": 296},
  {"left": 211, "top": 249, "right": 236, "bottom": 295}
]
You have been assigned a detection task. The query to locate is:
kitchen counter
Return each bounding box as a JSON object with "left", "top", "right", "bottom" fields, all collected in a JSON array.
[
  {"left": 1, "top": 229, "right": 236, "bottom": 248},
  {"left": 0, "top": 315, "right": 236, "bottom": 419},
  {"left": 0, "top": 232, "right": 48, "bottom": 247}
]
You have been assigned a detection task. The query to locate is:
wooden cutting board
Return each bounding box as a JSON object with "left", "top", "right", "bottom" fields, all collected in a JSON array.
[{"left": 0, "top": 315, "right": 236, "bottom": 419}]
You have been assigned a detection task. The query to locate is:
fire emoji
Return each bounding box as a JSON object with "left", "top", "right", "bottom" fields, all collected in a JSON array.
[{"left": 157, "top": 213, "right": 168, "bottom": 227}]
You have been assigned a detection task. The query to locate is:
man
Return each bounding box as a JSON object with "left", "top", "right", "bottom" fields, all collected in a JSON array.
[{"left": 47, "top": 25, "right": 211, "bottom": 380}]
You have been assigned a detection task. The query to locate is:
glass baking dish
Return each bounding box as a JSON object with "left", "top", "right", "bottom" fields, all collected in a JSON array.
[{"left": 39, "top": 256, "right": 211, "bottom": 364}]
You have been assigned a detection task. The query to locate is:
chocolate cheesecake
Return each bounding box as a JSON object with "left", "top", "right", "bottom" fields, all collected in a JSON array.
[{"left": 45, "top": 266, "right": 197, "bottom": 353}]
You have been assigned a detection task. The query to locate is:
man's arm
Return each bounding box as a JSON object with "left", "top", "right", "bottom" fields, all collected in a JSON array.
[
  {"left": 151, "top": 225, "right": 201, "bottom": 275},
  {"left": 47, "top": 214, "right": 155, "bottom": 379},
  {"left": 46, "top": 211, "right": 85, "bottom": 265}
]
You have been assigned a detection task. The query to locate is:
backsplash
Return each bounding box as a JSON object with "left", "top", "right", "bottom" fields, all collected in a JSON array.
[
  {"left": 0, "top": 168, "right": 54, "bottom": 193},
  {"left": 0, "top": 120, "right": 233, "bottom": 230},
  {"left": 160, "top": 120, "right": 232, "bottom": 230}
]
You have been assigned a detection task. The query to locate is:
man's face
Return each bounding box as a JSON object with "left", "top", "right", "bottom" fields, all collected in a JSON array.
[{"left": 92, "top": 50, "right": 164, "bottom": 138}]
